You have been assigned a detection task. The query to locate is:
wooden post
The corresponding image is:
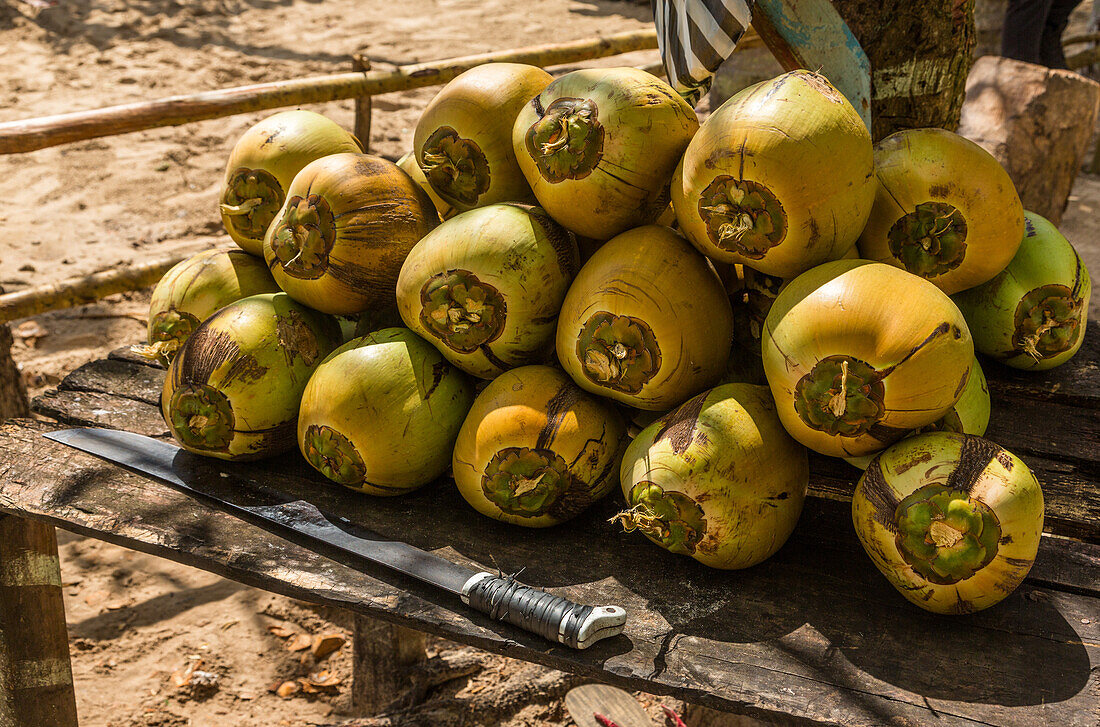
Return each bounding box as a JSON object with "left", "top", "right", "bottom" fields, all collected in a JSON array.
[
  {"left": 351, "top": 614, "right": 427, "bottom": 716},
  {"left": 0, "top": 323, "right": 28, "bottom": 418},
  {"left": 353, "top": 55, "right": 373, "bottom": 153},
  {"left": 0, "top": 324, "right": 79, "bottom": 727},
  {"left": 0, "top": 252, "right": 191, "bottom": 325}
]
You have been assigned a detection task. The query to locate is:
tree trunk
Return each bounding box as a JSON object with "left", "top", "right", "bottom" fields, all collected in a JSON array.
[
  {"left": 834, "top": 0, "right": 977, "bottom": 139},
  {"left": 957, "top": 56, "right": 1100, "bottom": 224}
]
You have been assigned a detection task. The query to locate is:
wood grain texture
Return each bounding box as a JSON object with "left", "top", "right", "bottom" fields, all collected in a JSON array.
[
  {"left": 31, "top": 389, "right": 169, "bottom": 438},
  {"left": 57, "top": 359, "right": 165, "bottom": 407},
  {"left": 565, "top": 684, "right": 651, "bottom": 727},
  {"left": 0, "top": 419, "right": 1095, "bottom": 727}
]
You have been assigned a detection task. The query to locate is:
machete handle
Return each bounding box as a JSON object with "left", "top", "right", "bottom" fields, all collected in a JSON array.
[{"left": 460, "top": 572, "right": 626, "bottom": 649}]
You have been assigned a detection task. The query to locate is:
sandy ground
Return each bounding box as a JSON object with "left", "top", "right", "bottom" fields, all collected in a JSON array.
[
  {"left": 0, "top": 1, "right": 674, "bottom": 726},
  {"left": 1, "top": 0, "right": 1098, "bottom": 725}
]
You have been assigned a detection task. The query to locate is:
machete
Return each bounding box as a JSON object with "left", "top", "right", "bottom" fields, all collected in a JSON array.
[{"left": 43, "top": 427, "right": 626, "bottom": 650}]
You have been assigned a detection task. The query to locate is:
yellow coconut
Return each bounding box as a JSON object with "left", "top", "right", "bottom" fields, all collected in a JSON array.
[
  {"left": 262, "top": 153, "right": 438, "bottom": 316},
  {"left": 513, "top": 67, "right": 698, "bottom": 240},
  {"left": 672, "top": 71, "right": 874, "bottom": 278},
  {"left": 852, "top": 432, "right": 1044, "bottom": 614},
  {"left": 556, "top": 225, "right": 733, "bottom": 410},
  {"left": 762, "top": 260, "right": 974, "bottom": 458},
  {"left": 220, "top": 110, "right": 363, "bottom": 256},
  {"left": 844, "top": 355, "right": 990, "bottom": 470},
  {"left": 414, "top": 63, "right": 552, "bottom": 212},
  {"left": 857, "top": 128, "right": 1024, "bottom": 295},
  {"left": 136, "top": 248, "right": 280, "bottom": 362},
  {"left": 161, "top": 293, "right": 342, "bottom": 461},
  {"left": 452, "top": 365, "right": 628, "bottom": 527},
  {"left": 297, "top": 328, "right": 474, "bottom": 495}
]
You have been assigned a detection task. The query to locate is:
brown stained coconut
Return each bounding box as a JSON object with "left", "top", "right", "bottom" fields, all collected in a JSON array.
[{"left": 263, "top": 154, "right": 439, "bottom": 316}]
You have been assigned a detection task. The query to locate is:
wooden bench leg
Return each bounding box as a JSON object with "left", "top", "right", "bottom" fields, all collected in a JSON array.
[
  {"left": 350, "top": 614, "right": 427, "bottom": 716},
  {"left": 0, "top": 515, "right": 79, "bottom": 727},
  {"left": 1, "top": 323, "right": 79, "bottom": 726}
]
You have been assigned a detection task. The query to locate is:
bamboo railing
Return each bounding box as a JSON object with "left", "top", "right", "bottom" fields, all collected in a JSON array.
[
  {"left": 0, "top": 254, "right": 191, "bottom": 324},
  {"left": 0, "top": 27, "right": 763, "bottom": 324},
  {"left": 0, "top": 30, "right": 660, "bottom": 155}
]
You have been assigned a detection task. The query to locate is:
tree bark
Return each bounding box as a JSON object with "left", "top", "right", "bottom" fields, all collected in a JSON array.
[
  {"left": 834, "top": 0, "right": 977, "bottom": 139},
  {"left": 351, "top": 615, "right": 428, "bottom": 716}
]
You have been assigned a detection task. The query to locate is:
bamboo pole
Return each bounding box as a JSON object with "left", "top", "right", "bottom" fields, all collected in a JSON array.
[
  {"left": 0, "top": 253, "right": 192, "bottom": 324},
  {"left": 0, "top": 30, "right": 659, "bottom": 155}
]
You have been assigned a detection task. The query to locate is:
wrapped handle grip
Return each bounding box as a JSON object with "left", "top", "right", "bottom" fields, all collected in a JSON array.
[{"left": 461, "top": 572, "right": 625, "bottom": 649}]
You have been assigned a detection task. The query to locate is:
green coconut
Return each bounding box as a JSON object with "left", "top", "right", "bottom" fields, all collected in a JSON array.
[
  {"left": 220, "top": 110, "right": 363, "bottom": 256},
  {"left": 397, "top": 203, "right": 579, "bottom": 379},
  {"left": 852, "top": 432, "right": 1044, "bottom": 614},
  {"left": 414, "top": 63, "right": 552, "bottom": 211},
  {"left": 298, "top": 328, "right": 475, "bottom": 495},
  {"left": 556, "top": 225, "right": 733, "bottom": 410},
  {"left": 263, "top": 153, "right": 439, "bottom": 316},
  {"left": 452, "top": 365, "right": 628, "bottom": 527},
  {"left": 844, "top": 355, "right": 990, "bottom": 470},
  {"left": 162, "top": 293, "right": 342, "bottom": 461},
  {"left": 952, "top": 211, "right": 1091, "bottom": 370},
  {"left": 672, "top": 71, "right": 875, "bottom": 278},
  {"left": 615, "top": 383, "right": 809, "bottom": 569},
  {"left": 135, "top": 248, "right": 280, "bottom": 363},
  {"left": 513, "top": 67, "right": 698, "bottom": 240}
]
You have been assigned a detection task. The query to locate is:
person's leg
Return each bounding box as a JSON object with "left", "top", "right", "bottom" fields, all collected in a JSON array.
[
  {"left": 1040, "top": 0, "right": 1084, "bottom": 68},
  {"left": 1003, "top": 0, "right": 1056, "bottom": 64}
]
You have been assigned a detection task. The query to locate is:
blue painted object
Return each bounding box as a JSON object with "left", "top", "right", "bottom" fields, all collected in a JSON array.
[{"left": 753, "top": 0, "right": 872, "bottom": 131}]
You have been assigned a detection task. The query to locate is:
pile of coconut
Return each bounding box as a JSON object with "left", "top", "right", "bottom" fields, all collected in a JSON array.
[{"left": 141, "top": 63, "right": 1091, "bottom": 616}]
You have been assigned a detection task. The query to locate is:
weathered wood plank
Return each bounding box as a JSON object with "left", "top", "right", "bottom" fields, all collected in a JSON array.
[
  {"left": 107, "top": 346, "right": 166, "bottom": 370},
  {"left": 30, "top": 390, "right": 169, "bottom": 438},
  {"left": 0, "top": 419, "right": 1095, "bottom": 727},
  {"left": 57, "top": 359, "right": 163, "bottom": 407}
]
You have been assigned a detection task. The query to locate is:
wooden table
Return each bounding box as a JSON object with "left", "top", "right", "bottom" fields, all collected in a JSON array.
[{"left": 1, "top": 325, "right": 1098, "bottom": 727}]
